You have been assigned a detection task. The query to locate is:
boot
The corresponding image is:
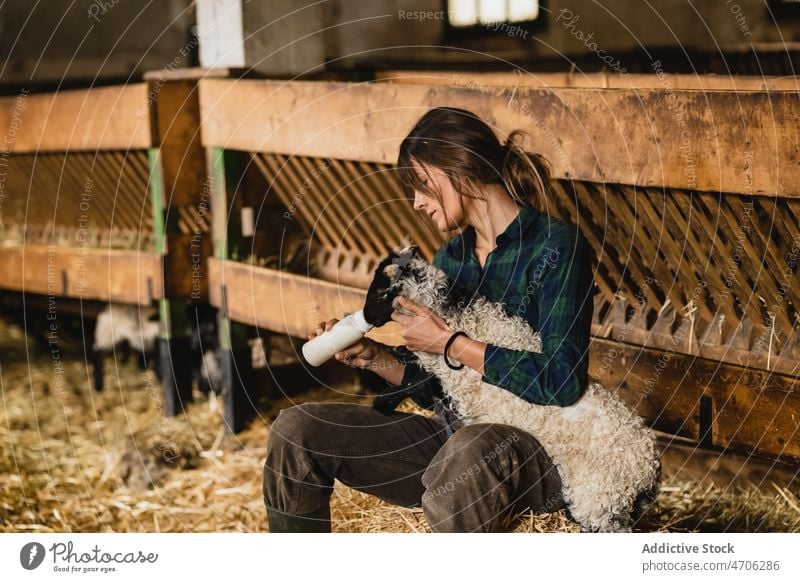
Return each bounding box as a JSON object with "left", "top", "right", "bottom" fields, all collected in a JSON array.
[{"left": 266, "top": 504, "right": 331, "bottom": 533}]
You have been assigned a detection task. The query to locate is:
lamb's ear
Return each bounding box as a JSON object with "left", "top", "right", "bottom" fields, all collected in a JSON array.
[{"left": 393, "top": 244, "right": 421, "bottom": 264}]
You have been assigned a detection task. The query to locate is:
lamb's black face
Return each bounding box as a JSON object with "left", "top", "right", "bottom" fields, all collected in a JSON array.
[{"left": 363, "top": 245, "right": 421, "bottom": 326}]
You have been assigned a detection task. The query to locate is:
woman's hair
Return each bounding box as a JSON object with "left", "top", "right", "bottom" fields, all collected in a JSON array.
[{"left": 396, "top": 106, "right": 553, "bottom": 234}]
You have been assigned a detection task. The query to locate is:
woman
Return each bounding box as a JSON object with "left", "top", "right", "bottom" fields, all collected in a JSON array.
[{"left": 263, "top": 107, "right": 596, "bottom": 533}]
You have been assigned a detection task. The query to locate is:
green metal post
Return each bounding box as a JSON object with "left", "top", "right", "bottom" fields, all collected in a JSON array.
[
  {"left": 211, "top": 147, "right": 255, "bottom": 433},
  {"left": 149, "top": 147, "right": 193, "bottom": 415}
]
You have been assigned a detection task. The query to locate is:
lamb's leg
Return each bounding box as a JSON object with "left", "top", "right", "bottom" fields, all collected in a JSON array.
[
  {"left": 158, "top": 335, "right": 194, "bottom": 415},
  {"left": 92, "top": 349, "right": 107, "bottom": 391},
  {"left": 118, "top": 339, "right": 132, "bottom": 364}
]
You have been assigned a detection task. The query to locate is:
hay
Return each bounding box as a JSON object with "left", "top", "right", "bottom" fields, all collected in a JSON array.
[
  {"left": 641, "top": 481, "right": 800, "bottom": 532},
  {"left": 330, "top": 483, "right": 582, "bottom": 533},
  {"left": 1, "top": 316, "right": 798, "bottom": 533}
]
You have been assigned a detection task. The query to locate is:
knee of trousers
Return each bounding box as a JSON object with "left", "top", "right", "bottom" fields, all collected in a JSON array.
[
  {"left": 419, "top": 424, "right": 524, "bottom": 532},
  {"left": 263, "top": 403, "right": 329, "bottom": 506},
  {"left": 266, "top": 402, "right": 327, "bottom": 451},
  {"left": 420, "top": 424, "right": 522, "bottom": 496}
]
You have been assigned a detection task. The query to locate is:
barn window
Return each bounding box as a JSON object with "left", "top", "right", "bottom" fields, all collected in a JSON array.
[{"left": 448, "top": 0, "right": 540, "bottom": 27}]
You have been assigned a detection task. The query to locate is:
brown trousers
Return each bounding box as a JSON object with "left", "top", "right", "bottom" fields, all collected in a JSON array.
[{"left": 262, "top": 402, "right": 565, "bottom": 532}]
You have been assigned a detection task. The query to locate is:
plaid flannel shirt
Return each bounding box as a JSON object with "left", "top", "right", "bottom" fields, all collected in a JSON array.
[{"left": 385, "top": 199, "right": 596, "bottom": 410}]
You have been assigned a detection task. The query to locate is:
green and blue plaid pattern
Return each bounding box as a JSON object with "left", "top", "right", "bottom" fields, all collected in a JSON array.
[{"left": 395, "top": 199, "right": 596, "bottom": 408}]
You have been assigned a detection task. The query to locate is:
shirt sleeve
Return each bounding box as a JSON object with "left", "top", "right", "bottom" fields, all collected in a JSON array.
[
  {"left": 480, "top": 228, "right": 595, "bottom": 406},
  {"left": 385, "top": 344, "right": 442, "bottom": 410}
]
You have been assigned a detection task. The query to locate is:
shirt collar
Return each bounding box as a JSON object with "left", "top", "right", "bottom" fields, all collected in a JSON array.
[
  {"left": 455, "top": 199, "right": 539, "bottom": 254},
  {"left": 497, "top": 199, "right": 539, "bottom": 243}
]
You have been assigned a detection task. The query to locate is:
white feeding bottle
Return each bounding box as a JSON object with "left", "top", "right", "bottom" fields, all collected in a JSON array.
[{"left": 302, "top": 309, "right": 374, "bottom": 367}]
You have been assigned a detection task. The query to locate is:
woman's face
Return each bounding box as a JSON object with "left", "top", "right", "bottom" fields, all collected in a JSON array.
[{"left": 410, "top": 160, "right": 464, "bottom": 231}]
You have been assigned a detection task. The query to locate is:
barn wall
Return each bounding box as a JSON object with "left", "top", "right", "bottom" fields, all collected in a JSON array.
[
  {"left": 2, "top": 1, "right": 797, "bottom": 86},
  {"left": 196, "top": 0, "right": 799, "bottom": 74},
  {"left": 0, "top": 0, "right": 197, "bottom": 87},
  {"left": 321, "top": 0, "right": 798, "bottom": 69}
]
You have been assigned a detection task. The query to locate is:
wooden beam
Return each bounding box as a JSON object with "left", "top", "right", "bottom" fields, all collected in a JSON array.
[
  {"left": 375, "top": 70, "right": 800, "bottom": 92},
  {"left": 0, "top": 84, "right": 153, "bottom": 153},
  {"left": 149, "top": 80, "right": 206, "bottom": 208},
  {"left": 199, "top": 78, "right": 800, "bottom": 197},
  {"left": 206, "top": 258, "right": 404, "bottom": 346},
  {"left": 142, "top": 67, "right": 244, "bottom": 82},
  {"left": 591, "top": 337, "right": 800, "bottom": 464},
  {"left": 0, "top": 245, "right": 162, "bottom": 305},
  {"left": 657, "top": 433, "right": 800, "bottom": 491},
  {"left": 163, "top": 232, "right": 213, "bottom": 300}
]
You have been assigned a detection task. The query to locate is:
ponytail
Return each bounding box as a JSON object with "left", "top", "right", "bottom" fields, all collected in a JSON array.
[{"left": 500, "top": 129, "right": 553, "bottom": 213}]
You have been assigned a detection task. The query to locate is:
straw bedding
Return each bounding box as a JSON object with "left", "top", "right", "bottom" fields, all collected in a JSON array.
[{"left": 1, "top": 317, "right": 798, "bottom": 533}]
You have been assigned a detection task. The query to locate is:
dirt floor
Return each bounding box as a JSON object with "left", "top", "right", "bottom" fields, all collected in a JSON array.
[{"left": 1, "top": 317, "right": 798, "bottom": 533}]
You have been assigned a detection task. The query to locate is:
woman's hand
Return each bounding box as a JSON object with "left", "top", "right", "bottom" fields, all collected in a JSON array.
[
  {"left": 307, "top": 319, "right": 404, "bottom": 381},
  {"left": 307, "top": 318, "right": 341, "bottom": 340},
  {"left": 333, "top": 337, "right": 388, "bottom": 370},
  {"left": 390, "top": 296, "right": 453, "bottom": 354}
]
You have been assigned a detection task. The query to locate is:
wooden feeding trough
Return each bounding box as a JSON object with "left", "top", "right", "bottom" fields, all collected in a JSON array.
[
  {"left": 199, "top": 72, "right": 800, "bottom": 469},
  {"left": 0, "top": 75, "right": 212, "bottom": 415}
]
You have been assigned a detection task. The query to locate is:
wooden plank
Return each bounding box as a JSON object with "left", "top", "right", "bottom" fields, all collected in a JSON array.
[
  {"left": 375, "top": 70, "right": 800, "bottom": 92},
  {"left": 206, "top": 258, "right": 403, "bottom": 345},
  {"left": 0, "top": 245, "right": 162, "bottom": 305},
  {"left": 142, "top": 67, "right": 244, "bottom": 82},
  {"left": 0, "top": 290, "right": 108, "bottom": 319},
  {"left": 657, "top": 434, "right": 800, "bottom": 490},
  {"left": 0, "top": 84, "right": 153, "bottom": 152},
  {"left": 150, "top": 80, "right": 206, "bottom": 208},
  {"left": 198, "top": 78, "right": 800, "bottom": 197},
  {"left": 163, "top": 232, "right": 212, "bottom": 301},
  {"left": 149, "top": 141, "right": 210, "bottom": 302},
  {"left": 591, "top": 337, "right": 800, "bottom": 463}
]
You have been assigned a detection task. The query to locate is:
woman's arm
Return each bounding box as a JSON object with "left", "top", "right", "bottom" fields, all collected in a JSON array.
[
  {"left": 333, "top": 335, "right": 443, "bottom": 413},
  {"left": 477, "top": 229, "right": 595, "bottom": 407},
  {"left": 391, "top": 230, "right": 594, "bottom": 407},
  {"left": 315, "top": 314, "right": 407, "bottom": 387},
  {"left": 385, "top": 242, "right": 492, "bottom": 377},
  {"left": 328, "top": 333, "right": 406, "bottom": 385},
  {"left": 447, "top": 336, "right": 487, "bottom": 376},
  {"left": 392, "top": 290, "right": 591, "bottom": 408}
]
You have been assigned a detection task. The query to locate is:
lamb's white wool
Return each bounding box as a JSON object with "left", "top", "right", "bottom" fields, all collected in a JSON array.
[
  {"left": 201, "top": 349, "right": 222, "bottom": 389},
  {"left": 93, "top": 304, "right": 160, "bottom": 354},
  {"left": 391, "top": 249, "right": 661, "bottom": 532}
]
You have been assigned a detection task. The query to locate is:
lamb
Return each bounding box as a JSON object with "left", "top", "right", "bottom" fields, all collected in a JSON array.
[
  {"left": 92, "top": 303, "right": 161, "bottom": 390},
  {"left": 366, "top": 245, "right": 661, "bottom": 532},
  {"left": 93, "top": 304, "right": 160, "bottom": 355},
  {"left": 92, "top": 303, "right": 223, "bottom": 395}
]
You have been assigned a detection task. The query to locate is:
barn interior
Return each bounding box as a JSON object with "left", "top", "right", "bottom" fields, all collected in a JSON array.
[{"left": 1, "top": 0, "right": 799, "bottom": 533}]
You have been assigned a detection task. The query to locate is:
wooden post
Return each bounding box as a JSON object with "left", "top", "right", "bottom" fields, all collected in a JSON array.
[
  {"left": 149, "top": 147, "right": 194, "bottom": 415},
  {"left": 210, "top": 147, "right": 256, "bottom": 433},
  {"left": 143, "top": 73, "right": 219, "bottom": 416}
]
